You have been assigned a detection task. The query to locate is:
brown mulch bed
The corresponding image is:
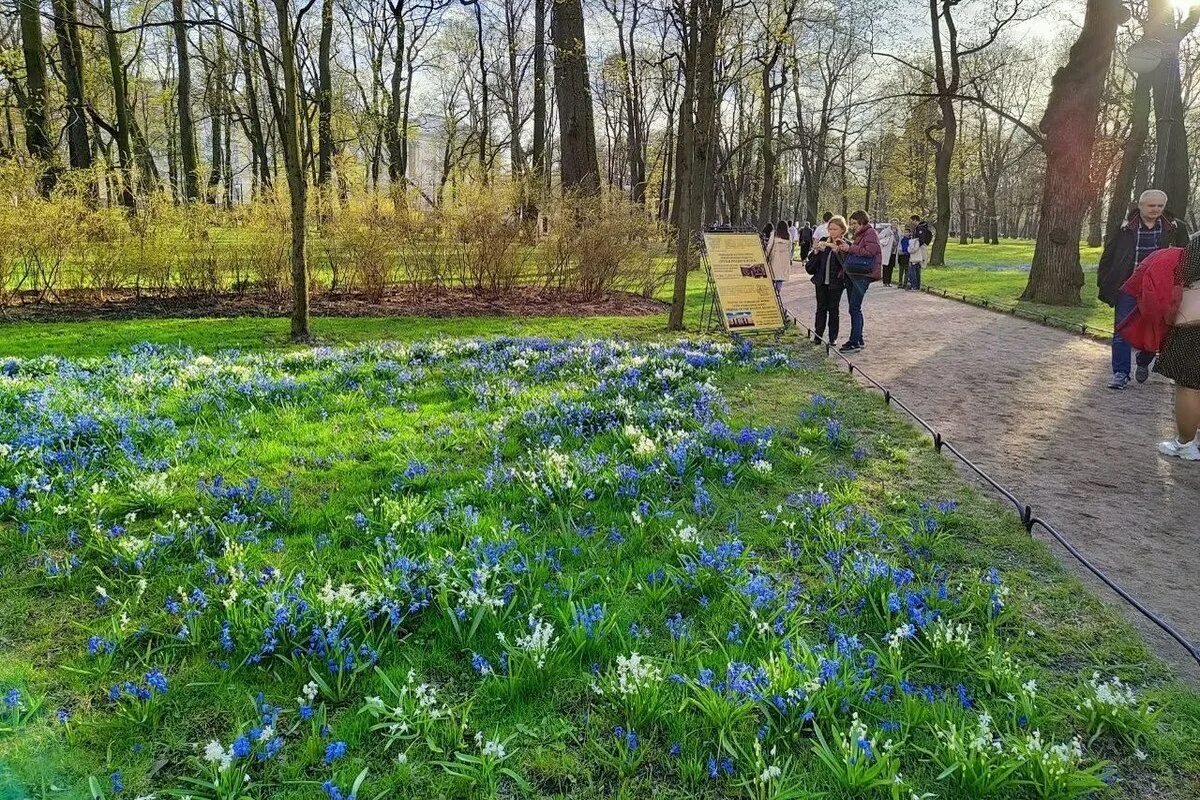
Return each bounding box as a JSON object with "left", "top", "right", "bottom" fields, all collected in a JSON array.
[{"left": 0, "top": 287, "right": 669, "bottom": 323}]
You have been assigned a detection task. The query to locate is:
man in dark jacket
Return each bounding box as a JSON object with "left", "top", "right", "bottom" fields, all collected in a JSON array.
[
  {"left": 798, "top": 222, "right": 814, "bottom": 260},
  {"left": 1097, "top": 189, "right": 1189, "bottom": 389}
]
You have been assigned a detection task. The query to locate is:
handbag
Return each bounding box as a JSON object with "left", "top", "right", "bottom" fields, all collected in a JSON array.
[
  {"left": 844, "top": 254, "right": 874, "bottom": 277},
  {"left": 1178, "top": 284, "right": 1200, "bottom": 326}
]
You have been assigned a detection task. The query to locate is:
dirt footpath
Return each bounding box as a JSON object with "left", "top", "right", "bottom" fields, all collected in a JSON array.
[{"left": 781, "top": 281, "right": 1200, "bottom": 681}]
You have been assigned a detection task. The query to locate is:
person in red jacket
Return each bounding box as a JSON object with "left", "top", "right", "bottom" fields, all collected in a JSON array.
[{"left": 835, "top": 210, "right": 882, "bottom": 353}]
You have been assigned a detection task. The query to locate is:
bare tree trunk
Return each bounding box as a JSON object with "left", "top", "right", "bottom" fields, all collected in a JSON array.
[
  {"left": 19, "top": 0, "right": 57, "bottom": 194},
  {"left": 101, "top": 0, "right": 137, "bottom": 209},
  {"left": 1148, "top": 0, "right": 1197, "bottom": 219},
  {"left": 50, "top": 0, "right": 91, "bottom": 173},
  {"left": 317, "top": 0, "right": 334, "bottom": 217},
  {"left": 238, "top": 0, "right": 271, "bottom": 193},
  {"left": 272, "top": 0, "right": 310, "bottom": 339},
  {"left": 1106, "top": 73, "right": 1150, "bottom": 242},
  {"left": 551, "top": 0, "right": 601, "bottom": 195},
  {"left": 173, "top": 0, "right": 200, "bottom": 201},
  {"left": 1024, "top": 0, "right": 1128, "bottom": 305}
]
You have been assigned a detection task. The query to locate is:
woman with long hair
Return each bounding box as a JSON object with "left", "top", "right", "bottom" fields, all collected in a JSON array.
[
  {"left": 806, "top": 215, "right": 848, "bottom": 345},
  {"left": 765, "top": 220, "right": 795, "bottom": 304}
]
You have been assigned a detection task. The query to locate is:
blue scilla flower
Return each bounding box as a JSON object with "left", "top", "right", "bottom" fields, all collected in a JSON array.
[
  {"left": 145, "top": 669, "right": 168, "bottom": 695},
  {"left": 110, "top": 771, "right": 123, "bottom": 794},
  {"left": 669, "top": 742, "right": 681, "bottom": 757},
  {"left": 325, "top": 740, "right": 347, "bottom": 764},
  {"left": 232, "top": 735, "right": 251, "bottom": 758},
  {"left": 55, "top": 708, "right": 70, "bottom": 724},
  {"left": 322, "top": 780, "right": 345, "bottom": 800},
  {"left": 3, "top": 688, "right": 21, "bottom": 708},
  {"left": 471, "top": 652, "right": 493, "bottom": 675}
]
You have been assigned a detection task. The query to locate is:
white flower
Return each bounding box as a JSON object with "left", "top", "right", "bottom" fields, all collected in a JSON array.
[
  {"left": 673, "top": 522, "right": 701, "bottom": 545},
  {"left": 1134, "top": 748, "right": 1147, "bottom": 761},
  {"left": 751, "top": 459, "right": 772, "bottom": 474},
  {"left": 258, "top": 725, "right": 274, "bottom": 742},
  {"left": 513, "top": 616, "right": 557, "bottom": 669},
  {"left": 203, "top": 740, "right": 232, "bottom": 772},
  {"left": 302, "top": 681, "right": 319, "bottom": 703},
  {"left": 609, "top": 652, "right": 661, "bottom": 696},
  {"left": 95, "top": 586, "right": 108, "bottom": 600}
]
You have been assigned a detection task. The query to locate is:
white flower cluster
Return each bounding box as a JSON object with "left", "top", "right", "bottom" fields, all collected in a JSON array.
[
  {"left": 203, "top": 740, "right": 232, "bottom": 772},
  {"left": 318, "top": 579, "right": 366, "bottom": 608},
  {"left": 1023, "top": 729, "right": 1085, "bottom": 773},
  {"left": 474, "top": 731, "right": 506, "bottom": 759},
  {"left": 927, "top": 619, "right": 972, "bottom": 652},
  {"left": 609, "top": 652, "right": 661, "bottom": 696},
  {"left": 1079, "top": 672, "right": 1145, "bottom": 716},
  {"left": 750, "top": 459, "right": 773, "bottom": 474},
  {"left": 511, "top": 615, "right": 558, "bottom": 669},
  {"left": 459, "top": 563, "right": 506, "bottom": 612},
  {"left": 624, "top": 425, "right": 658, "bottom": 458},
  {"left": 887, "top": 623, "right": 915, "bottom": 650},
  {"left": 673, "top": 521, "right": 701, "bottom": 545}
]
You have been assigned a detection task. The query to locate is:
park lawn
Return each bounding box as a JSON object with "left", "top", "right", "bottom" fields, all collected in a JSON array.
[
  {"left": 942, "top": 240, "right": 1104, "bottom": 271},
  {"left": 925, "top": 240, "right": 1111, "bottom": 334},
  {"left": 0, "top": 288, "right": 1198, "bottom": 799}
]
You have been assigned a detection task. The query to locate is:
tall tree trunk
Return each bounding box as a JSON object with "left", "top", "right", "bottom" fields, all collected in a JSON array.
[
  {"left": 531, "top": 0, "right": 547, "bottom": 183},
  {"left": 317, "top": 0, "right": 334, "bottom": 217},
  {"left": 551, "top": 0, "right": 601, "bottom": 195},
  {"left": 1148, "top": 0, "right": 1197, "bottom": 219},
  {"left": 757, "top": 65, "right": 777, "bottom": 225},
  {"left": 50, "top": 0, "right": 91, "bottom": 173},
  {"left": 668, "top": 0, "right": 699, "bottom": 331},
  {"left": 173, "top": 0, "right": 200, "bottom": 201},
  {"left": 1106, "top": 73, "right": 1151, "bottom": 241},
  {"left": 1024, "top": 0, "right": 1128, "bottom": 304},
  {"left": 19, "top": 0, "right": 57, "bottom": 194},
  {"left": 272, "top": 0, "right": 310, "bottom": 339},
  {"left": 236, "top": 0, "right": 271, "bottom": 193},
  {"left": 386, "top": 0, "right": 406, "bottom": 198},
  {"left": 101, "top": 0, "right": 136, "bottom": 210}
]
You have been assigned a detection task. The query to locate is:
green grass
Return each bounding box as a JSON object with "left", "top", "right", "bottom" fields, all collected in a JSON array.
[
  {"left": 926, "top": 240, "right": 1112, "bottom": 335},
  {"left": 0, "top": 263, "right": 1197, "bottom": 799}
]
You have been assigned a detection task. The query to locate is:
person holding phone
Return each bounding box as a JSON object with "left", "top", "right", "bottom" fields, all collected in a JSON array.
[
  {"left": 836, "top": 210, "right": 882, "bottom": 353},
  {"left": 806, "top": 215, "right": 848, "bottom": 345}
]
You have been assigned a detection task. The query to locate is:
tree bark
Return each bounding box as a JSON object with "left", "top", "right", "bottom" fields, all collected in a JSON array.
[
  {"left": 50, "top": 0, "right": 91, "bottom": 173},
  {"left": 1106, "top": 73, "right": 1151, "bottom": 241},
  {"left": 272, "top": 0, "right": 310, "bottom": 340},
  {"left": 531, "top": 0, "right": 547, "bottom": 182},
  {"left": 317, "top": 0, "right": 335, "bottom": 216},
  {"left": 18, "top": 0, "right": 57, "bottom": 194},
  {"left": 173, "top": 0, "right": 201, "bottom": 202},
  {"left": 551, "top": 0, "right": 601, "bottom": 195},
  {"left": 101, "top": 0, "right": 136, "bottom": 210},
  {"left": 1148, "top": 0, "right": 1196, "bottom": 219},
  {"left": 1024, "top": 0, "right": 1128, "bottom": 305}
]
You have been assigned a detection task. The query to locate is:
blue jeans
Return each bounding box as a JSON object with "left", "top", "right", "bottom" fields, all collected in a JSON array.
[
  {"left": 908, "top": 263, "right": 922, "bottom": 289},
  {"left": 847, "top": 278, "right": 868, "bottom": 345},
  {"left": 1112, "top": 292, "right": 1155, "bottom": 376}
]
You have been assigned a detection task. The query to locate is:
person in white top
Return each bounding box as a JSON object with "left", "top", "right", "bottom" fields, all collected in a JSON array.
[{"left": 813, "top": 211, "right": 833, "bottom": 241}]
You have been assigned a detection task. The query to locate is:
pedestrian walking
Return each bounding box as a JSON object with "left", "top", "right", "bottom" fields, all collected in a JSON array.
[
  {"left": 877, "top": 222, "right": 897, "bottom": 286},
  {"left": 906, "top": 227, "right": 927, "bottom": 290},
  {"left": 897, "top": 224, "right": 913, "bottom": 288},
  {"left": 1153, "top": 240, "right": 1200, "bottom": 460},
  {"left": 806, "top": 215, "right": 848, "bottom": 345},
  {"left": 837, "top": 210, "right": 882, "bottom": 353},
  {"left": 765, "top": 220, "right": 796, "bottom": 305},
  {"left": 798, "top": 222, "right": 814, "bottom": 260},
  {"left": 1097, "top": 189, "right": 1190, "bottom": 390}
]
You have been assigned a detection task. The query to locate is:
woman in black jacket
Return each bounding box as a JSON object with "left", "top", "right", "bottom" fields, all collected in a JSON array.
[{"left": 806, "top": 215, "right": 848, "bottom": 344}]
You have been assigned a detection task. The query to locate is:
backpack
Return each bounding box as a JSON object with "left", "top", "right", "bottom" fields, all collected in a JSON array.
[{"left": 916, "top": 222, "right": 933, "bottom": 246}]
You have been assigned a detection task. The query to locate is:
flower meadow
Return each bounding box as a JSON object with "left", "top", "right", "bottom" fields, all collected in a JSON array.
[{"left": 0, "top": 336, "right": 1188, "bottom": 799}]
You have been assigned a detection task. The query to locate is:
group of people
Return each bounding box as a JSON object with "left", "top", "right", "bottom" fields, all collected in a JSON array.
[
  {"left": 760, "top": 212, "right": 934, "bottom": 353},
  {"left": 1098, "top": 188, "right": 1199, "bottom": 461}
]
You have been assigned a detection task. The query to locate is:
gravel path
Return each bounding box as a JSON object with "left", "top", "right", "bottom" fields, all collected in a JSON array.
[{"left": 781, "top": 281, "right": 1200, "bottom": 680}]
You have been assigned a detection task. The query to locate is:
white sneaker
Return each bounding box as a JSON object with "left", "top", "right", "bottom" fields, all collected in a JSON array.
[{"left": 1158, "top": 438, "right": 1200, "bottom": 460}]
